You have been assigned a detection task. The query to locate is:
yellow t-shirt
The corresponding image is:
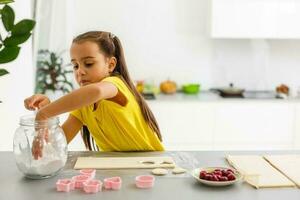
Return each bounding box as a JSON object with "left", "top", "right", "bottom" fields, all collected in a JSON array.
[{"left": 70, "top": 76, "right": 165, "bottom": 152}]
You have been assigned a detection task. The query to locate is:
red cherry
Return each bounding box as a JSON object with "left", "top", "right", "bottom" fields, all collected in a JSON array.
[
  {"left": 200, "top": 171, "right": 207, "bottom": 179},
  {"left": 222, "top": 170, "right": 228, "bottom": 176},
  {"left": 205, "top": 174, "right": 213, "bottom": 181},
  {"left": 219, "top": 176, "right": 228, "bottom": 181},
  {"left": 216, "top": 175, "right": 222, "bottom": 179},
  {"left": 213, "top": 171, "right": 222, "bottom": 176},
  {"left": 227, "top": 174, "right": 236, "bottom": 181},
  {"left": 211, "top": 175, "right": 219, "bottom": 181},
  {"left": 227, "top": 169, "right": 234, "bottom": 174}
]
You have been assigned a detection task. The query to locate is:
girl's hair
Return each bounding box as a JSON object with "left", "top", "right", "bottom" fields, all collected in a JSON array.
[{"left": 73, "top": 31, "right": 162, "bottom": 151}]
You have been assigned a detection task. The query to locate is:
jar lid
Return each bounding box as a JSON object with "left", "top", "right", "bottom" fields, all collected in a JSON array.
[{"left": 19, "top": 115, "right": 59, "bottom": 128}]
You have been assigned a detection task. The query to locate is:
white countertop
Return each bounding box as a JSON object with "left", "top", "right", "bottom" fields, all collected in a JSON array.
[{"left": 146, "top": 91, "right": 300, "bottom": 103}]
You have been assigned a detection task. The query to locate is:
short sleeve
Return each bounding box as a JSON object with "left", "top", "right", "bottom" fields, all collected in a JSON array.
[{"left": 101, "top": 76, "right": 130, "bottom": 100}]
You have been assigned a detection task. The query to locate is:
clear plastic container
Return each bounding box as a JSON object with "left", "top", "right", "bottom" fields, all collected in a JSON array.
[{"left": 13, "top": 115, "right": 67, "bottom": 179}]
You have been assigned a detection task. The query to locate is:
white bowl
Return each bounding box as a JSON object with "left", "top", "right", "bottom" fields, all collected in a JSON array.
[{"left": 191, "top": 167, "right": 242, "bottom": 186}]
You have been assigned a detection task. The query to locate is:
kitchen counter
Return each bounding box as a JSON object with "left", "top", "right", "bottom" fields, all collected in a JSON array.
[
  {"left": 1, "top": 151, "right": 300, "bottom": 200},
  {"left": 149, "top": 91, "right": 300, "bottom": 102}
]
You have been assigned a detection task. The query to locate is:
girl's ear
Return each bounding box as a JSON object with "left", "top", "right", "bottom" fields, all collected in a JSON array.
[{"left": 108, "top": 57, "right": 117, "bottom": 73}]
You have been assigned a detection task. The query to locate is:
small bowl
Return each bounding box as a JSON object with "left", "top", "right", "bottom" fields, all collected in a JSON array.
[
  {"left": 72, "top": 175, "right": 91, "bottom": 189},
  {"left": 182, "top": 84, "right": 200, "bottom": 94},
  {"left": 135, "top": 175, "right": 155, "bottom": 189},
  {"left": 191, "top": 167, "right": 242, "bottom": 186},
  {"left": 104, "top": 177, "right": 122, "bottom": 190},
  {"left": 83, "top": 179, "right": 103, "bottom": 193},
  {"left": 56, "top": 179, "right": 75, "bottom": 192},
  {"left": 80, "top": 169, "right": 96, "bottom": 179}
]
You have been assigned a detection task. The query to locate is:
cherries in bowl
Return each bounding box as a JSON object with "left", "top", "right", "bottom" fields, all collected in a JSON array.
[{"left": 191, "top": 167, "right": 242, "bottom": 186}]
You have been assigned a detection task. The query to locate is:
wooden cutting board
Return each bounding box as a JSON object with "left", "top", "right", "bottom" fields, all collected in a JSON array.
[
  {"left": 74, "top": 156, "right": 176, "bottom": 169},
  {"left": 226, "top": 155, "right": 295, "bottom": 188},
  {"left": 264, "top": 155, "right": 300, "bottom": 188}
]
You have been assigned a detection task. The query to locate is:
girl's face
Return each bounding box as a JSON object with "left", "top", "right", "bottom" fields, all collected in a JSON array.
[{"left": 70, "top": 41, "right": 116, "bottom": 87}]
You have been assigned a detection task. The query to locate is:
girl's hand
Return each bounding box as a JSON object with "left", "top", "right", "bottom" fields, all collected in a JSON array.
[
  {"left": 24, "top": 94, "right": 50, "bottom": 110},
  {"left": 32, "top": 111, "right": 49, "bottom": 160},
  {"left": 32, "top": 128, "right": 49, "bottom": 160}
]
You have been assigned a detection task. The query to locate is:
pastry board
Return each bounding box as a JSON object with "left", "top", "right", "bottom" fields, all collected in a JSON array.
[
  {"left": 264, "top": 155, "right": 300, "bottom": 188},
  {"left": 226, "top": 155, "right": 295, "bottom": 188},
  {"left": 74, "top": 156, "right": 176, "bottom": 169}
]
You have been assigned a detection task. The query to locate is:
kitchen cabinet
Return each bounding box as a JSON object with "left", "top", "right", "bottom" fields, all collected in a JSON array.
[
  {"left": 213, "top": 102, "right": 295, "bottom": 150},
  {"left": 211, "top": 0, "right": 300, "bottom": 38},
  {"left": 293, "top": 105, "right": 300, "bottom": 149},
  {"left": 148, "top": 101, "right": 215, "bottom": 150},
  {"left": 148, "top": 98, "right": 298, "bottom": 151}
]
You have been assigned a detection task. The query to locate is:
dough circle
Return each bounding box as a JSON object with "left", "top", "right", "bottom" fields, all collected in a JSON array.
[
  {"left": 151, "top": 168, "right": 168, "bottom": 175},
  {"left": 172, "top": 167, "right": 186, "bottom": 174}
]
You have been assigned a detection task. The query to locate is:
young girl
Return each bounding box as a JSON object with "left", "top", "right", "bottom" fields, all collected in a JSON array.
[{"left": 24, "top": 31, "right": 164, "bottom": 159}]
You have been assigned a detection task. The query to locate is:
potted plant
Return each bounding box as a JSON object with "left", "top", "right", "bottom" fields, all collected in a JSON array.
[
  {"left": 0, "top": 0, "right": 36, "bottom": 102},
  {"left": 35, "top": 50, "right": 74, "bottom": 96},
  {"left": 0, "top": 0, "right": 35, "bottom": 75}
]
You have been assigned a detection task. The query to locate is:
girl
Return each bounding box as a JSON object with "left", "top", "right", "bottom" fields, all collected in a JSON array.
[{"left": 24, "top": 31, "right": 164, "bottom": 159}]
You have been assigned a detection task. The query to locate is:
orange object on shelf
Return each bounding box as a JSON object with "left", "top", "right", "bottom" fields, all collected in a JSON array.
[
  {"left": 136, "top": 80, "right": 144, "bottom": 93},
  {"left": 160, "top": 80, "right": 177, "bottom": 94}
]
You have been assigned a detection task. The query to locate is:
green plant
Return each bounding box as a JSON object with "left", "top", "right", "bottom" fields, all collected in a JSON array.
[
  {"left": 0, "top": 0, "right": 35, "bottom": 77},
  {"left": 35, "top": 50, "right": 74, "bottom": 94}
]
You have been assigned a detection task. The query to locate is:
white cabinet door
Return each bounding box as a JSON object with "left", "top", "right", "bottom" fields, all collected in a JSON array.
[
  {"left": 293, "top": 105, "right": 300, "bottom": 150},
  {"left": 211, "top": 0, "right": 300, "bottom": 38},
  {"left": 148, "top": 101, "right": 214, "bottom": 150},
  {"left": 214, "top": 102, "right": 295, "bottom": 150}
]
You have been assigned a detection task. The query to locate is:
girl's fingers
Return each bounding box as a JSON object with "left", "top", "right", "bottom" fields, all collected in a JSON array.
[
  {"left": 37, "top": 98, "right": 50, "bottom": 109},
  {"left": 24, "top": 95, "right": 50, "bottom": 110},
  {"left": 32, "top": 134, "right": 45, "bottom": 160},
  {"left": 24, "top": 96, "right": 39, "bottom": 110}
]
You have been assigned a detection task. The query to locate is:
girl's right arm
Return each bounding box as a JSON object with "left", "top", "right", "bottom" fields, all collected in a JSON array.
[
  {"left": 24, "top": 94, "right": 83, "bottom": 142},
  {"left": 24, "top": 94, "right": 83, "bottom": 158},
  {"left": 61, "top": 114, "right": 83, "bottom": 144}
]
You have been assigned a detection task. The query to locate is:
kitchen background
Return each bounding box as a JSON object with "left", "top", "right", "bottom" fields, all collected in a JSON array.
[{"left": 1, "top": 0, "right": 300, "bottom": 151}]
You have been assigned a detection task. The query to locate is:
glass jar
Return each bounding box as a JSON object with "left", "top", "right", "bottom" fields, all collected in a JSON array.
[{"left": 13, "top": 115, "right": 67, "bottom": 179}]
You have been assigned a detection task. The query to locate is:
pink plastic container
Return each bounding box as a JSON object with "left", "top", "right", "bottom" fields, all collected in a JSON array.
[
  {"left": 104, "top": 177, "right": 122, "bottom": 190},
  {"left": 80, "top": 169, "right": 96, "bottom": 179},
  {"left": 135, "top": 175, "right": 155, "bottom": 189},
  {"left": 72, "top": 175, "right": 91, "bottom": 189},
  {"left": 83, "top": 179, "right": 103, "bottom": 193},
  {"left": 56, "top": 179, "right": 75, "bottom": 192}
]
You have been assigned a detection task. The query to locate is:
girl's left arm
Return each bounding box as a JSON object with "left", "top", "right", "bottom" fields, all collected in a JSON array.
[{"left": 36, "top": 81, "right": 118, "bottom": 120}]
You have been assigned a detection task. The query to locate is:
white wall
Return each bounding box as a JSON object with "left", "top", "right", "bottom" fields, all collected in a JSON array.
[
  {"left": 71, "top": 0, "right": 300, "bottom": 92},
  {"left": 0, "top": 0, "right": 34, "bottom": 151},
  {"left": 72, "top": 0, "right": 213, "bottom": 87}
]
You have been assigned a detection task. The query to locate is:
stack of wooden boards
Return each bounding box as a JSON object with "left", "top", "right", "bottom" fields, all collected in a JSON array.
[{"left": 227, "top": 155, "right": 300, "bottom": 188}]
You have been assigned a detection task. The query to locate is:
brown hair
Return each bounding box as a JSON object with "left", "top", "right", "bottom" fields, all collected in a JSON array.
[{"left": 72, "top": 31, "right": 162, "bottom": 151}]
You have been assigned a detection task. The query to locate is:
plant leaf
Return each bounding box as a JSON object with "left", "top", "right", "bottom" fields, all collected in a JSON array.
[
  {"left": 3, "top": 33, "right": 31, "bottom": 46},
  {"left": 0, "top": 46, "right": 20, "bottom": 63},
  {"left": 0, "top": 0, "right": 14, "bottom": 4},
  {"left": 1, "top": 5, "right": 15, "bottom": 31},
  {"left": 0, "top": 68, "right": 9, "bottom": 76},
  {"left": 11, "top": 19, "right": 35, "bottom": 36}
]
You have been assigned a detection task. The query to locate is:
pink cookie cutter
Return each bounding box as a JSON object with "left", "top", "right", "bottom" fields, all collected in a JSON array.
[
  {"left": 56, "top": 179, "right": 75, "bottom": 192},
  {"left": 80, "top": 169, "right": 96, "bottom": 179},
  {"left": 83, "top": 179, "right": 103, "bottom": 193},
  {"left": 104, "top": 177, "right": 122, "bottom": 190},
  {"left": 72, "top": 175, "right": 91, "bottom": 189},
  {"left": 135, "top": 175, "right": 155, "bottom": 189}
]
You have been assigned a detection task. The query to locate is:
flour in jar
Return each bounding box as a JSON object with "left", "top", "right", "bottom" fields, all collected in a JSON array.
[{"left": 16, "top": 143, "right": 66, "bottom": 176}]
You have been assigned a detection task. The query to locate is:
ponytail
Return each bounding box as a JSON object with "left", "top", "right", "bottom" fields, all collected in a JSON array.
[{"left": 111, "top": 36, "right": 162, "bottom": 141}]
